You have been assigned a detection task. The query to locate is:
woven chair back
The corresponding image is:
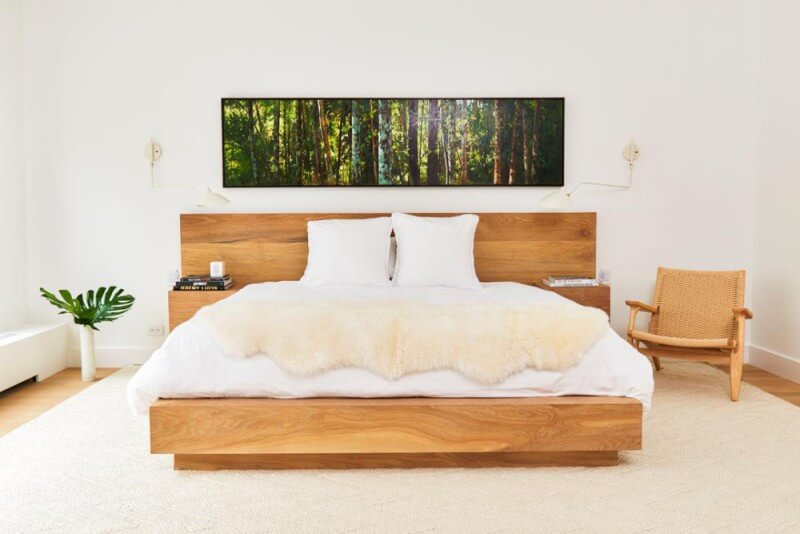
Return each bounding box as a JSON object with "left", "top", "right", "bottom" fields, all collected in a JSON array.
[{"left": 648, "top": 267, "right": 745, "bottom": 340}]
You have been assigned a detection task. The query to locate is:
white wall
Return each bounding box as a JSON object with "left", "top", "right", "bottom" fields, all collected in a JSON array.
[
  {"left": 19, "top": 0, "right": 759, "bottom": 364},
  {"left": 750, "top": 0, "right": 800, "bottom": 379},
  {"left": 0, "top": 0, "right": 28, "bottom": 331}
]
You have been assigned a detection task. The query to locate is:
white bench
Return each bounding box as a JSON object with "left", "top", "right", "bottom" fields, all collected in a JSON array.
[{"left": 0, "top": 324, "right": 68, "bottom": 393}]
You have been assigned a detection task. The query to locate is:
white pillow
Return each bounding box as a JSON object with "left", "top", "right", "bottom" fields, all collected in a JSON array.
[
  {"left": 391, "top": 213, "right": 481, "bottom": 289},
  {"left": 300, "top": 217, "right": 393, "bottom": 287}
]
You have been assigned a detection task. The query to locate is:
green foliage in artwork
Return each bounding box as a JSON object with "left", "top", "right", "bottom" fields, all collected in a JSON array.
[{"left": 222, "top": 98, "right": 564, "bottom": 187}]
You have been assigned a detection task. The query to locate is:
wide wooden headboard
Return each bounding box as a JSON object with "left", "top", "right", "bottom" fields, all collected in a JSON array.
[{"left": 180, "top": 212, "right": 596, "bottom": 285}]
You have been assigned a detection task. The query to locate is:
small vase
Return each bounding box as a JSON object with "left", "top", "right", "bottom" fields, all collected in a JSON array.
[{"left": 79, "top": 325, "right": 96, "bottom": 382}]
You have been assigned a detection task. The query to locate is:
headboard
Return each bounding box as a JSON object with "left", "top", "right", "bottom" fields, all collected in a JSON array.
[{"left": 180, "top": 212, "right": 596, "bottom": 285}]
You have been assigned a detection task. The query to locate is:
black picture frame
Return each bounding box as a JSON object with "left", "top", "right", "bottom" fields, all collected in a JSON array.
[{"left": 221, "top": 98, "right": 565, "bottom": 188}]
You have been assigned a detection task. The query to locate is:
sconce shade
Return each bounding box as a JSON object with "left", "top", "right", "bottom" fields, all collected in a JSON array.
[{"left": 195, "top": 187, "right": 230, "bottom": 207}]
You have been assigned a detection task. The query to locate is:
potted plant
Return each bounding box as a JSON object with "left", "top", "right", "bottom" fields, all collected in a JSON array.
[{"left": 40, "top": 286, "right": 135, "bottom": 381}]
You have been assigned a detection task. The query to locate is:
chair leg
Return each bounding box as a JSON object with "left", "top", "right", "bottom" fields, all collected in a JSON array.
[
  {"left": 632, "top": 338, "right": 662, "bottom": 371},
  {"left": 730, "top": 349, "right": 743, "bottom": 402}
]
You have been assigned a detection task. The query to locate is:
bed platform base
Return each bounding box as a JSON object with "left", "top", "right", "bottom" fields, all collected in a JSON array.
[
  {"left": 173, "top": 451, "right": 620, "bottom": 470},
  {"left": 150, "top": 396, "right": 642, "bottom": 470}
]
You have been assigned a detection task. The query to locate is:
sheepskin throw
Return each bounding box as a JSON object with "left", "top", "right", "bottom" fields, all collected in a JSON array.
[{"left": 196, "top": 299, "right": 609, "bottom": 383}]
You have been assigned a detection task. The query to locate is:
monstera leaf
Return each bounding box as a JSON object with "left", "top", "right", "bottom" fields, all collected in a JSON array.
[{"left": 40, "top": 286, "right": 135, "bottom": 330}]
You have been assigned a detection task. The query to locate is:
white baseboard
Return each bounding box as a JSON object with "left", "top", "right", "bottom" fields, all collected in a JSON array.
[
  {"left": 748, "top": 345, "right": 800, "bottom": 384},
  {"left": 68, "top": 346, "right": 155, "bottom": 367}
]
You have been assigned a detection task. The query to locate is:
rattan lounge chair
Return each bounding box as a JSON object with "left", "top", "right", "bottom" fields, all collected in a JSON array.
[{"left": 627, "top": 267, "right": 753, "bottom": 401}]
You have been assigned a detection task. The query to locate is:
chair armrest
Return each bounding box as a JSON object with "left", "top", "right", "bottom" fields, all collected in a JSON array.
[
  {"left": 626, "top": 300, "right": 659, "bottom": 314},
  {"left": 626, "top": 300, "right": 658, "bottom": 343},
  {"left": 730, "top": 307, "right": 753, "bottom": 351}
]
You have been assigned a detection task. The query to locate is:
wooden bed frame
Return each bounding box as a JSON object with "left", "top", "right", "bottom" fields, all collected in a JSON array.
[{"left": 151, "top": 212, "right": 643, "bottom": 470}]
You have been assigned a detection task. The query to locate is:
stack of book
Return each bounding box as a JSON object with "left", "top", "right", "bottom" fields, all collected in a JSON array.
[
  {"left": 173, "top": 274, "right": 233, "bottom": 291},
  {"left": 541, "top": 275, "right": 599, "bottom": 288}
]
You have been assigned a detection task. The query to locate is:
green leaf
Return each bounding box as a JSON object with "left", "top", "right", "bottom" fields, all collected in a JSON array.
[
  {"left": 39, "top": 286, "right": 135, "bottom": 330},
  {"left": 58, "top": 289, "right": 74, "bottom": 304}
]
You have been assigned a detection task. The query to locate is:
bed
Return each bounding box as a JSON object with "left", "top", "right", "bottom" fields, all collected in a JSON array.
[{"left": 131, "top": 212, "right": 652, "bottom": 469}]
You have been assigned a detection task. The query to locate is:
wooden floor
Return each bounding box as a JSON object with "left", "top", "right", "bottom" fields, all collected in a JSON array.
[
  {"left": 714, "top": 363, "right": 800, "bottom": 406},
  {"left": 0, "top": 363, "right": 797, "bottom": 438},
  {"left": 0, "top": 368, "right": 118, "bottom": 436}
]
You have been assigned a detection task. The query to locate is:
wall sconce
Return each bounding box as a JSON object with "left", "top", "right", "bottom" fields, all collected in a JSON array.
[
  {"left": 145, "top": 139, "right": 230, "bottom": 207},
  {"left": 539, "top": 140, "right": 640, "bottom": 209}
]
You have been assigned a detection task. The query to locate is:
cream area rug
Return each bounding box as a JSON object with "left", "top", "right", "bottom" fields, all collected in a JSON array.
[{"left": 1, "top": 364, "right": 799, "bottom": 533}]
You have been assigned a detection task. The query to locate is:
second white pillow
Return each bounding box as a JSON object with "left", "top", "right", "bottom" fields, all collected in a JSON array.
[{"left": 391, "top": 213, "right": 481, "bottom": 289}]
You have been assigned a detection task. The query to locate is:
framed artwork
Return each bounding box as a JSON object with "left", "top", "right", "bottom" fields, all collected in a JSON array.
[{"left": 222, "top": 98, "right": 564, "bottom": 187}]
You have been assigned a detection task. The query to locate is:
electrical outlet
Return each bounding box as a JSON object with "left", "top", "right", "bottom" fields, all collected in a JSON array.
[
  {"left": 598, "top": 268, "right": 612, "bottom": 284},
  {"left": 147, "top": 325, "right": 165, "bottom": 337},
  {"left": 167, "top": 269, "right": 180, "bottom": 285}
]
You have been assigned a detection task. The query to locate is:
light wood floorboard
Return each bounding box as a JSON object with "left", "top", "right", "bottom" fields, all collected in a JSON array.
[
  {"left": 714, "top": 363, "right": 800, "bottom": 406},
  {"left": 0, "top": 363, "right": 797, "bottom": 439},
  {"left": 0, "top": 368, "right": 118, "bottom": 436}
]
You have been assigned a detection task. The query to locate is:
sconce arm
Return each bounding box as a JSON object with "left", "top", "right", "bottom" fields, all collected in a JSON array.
[
  {"left": 567, "top": 163, "right": 634, "bottom": 196},
  {"left": 149, "top": 162, "right": 200, "bottom": 193}
]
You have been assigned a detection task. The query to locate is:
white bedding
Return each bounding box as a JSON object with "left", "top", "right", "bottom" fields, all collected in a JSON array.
[{"left": 127, "top": 282, "right": 654, "bottom": 414}]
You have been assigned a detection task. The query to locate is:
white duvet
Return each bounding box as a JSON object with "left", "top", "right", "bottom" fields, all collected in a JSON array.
[{"left": 127, "top": 282, "right": 654, "bottom": 414}]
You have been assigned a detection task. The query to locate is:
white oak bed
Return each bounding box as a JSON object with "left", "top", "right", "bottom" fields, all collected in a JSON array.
[{"left": 149, "top": 212, "right": 643, "bottom": 470}]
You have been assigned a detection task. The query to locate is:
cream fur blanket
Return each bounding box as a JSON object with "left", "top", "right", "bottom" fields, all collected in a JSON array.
[{"left": 196, "top": 299, "right": 609, "bottom": 383}]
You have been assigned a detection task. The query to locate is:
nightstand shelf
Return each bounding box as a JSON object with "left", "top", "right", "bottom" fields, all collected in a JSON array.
[
  {"left": 168, "top": 290, "right": 238, "bottom": 331},
  {"left": 532, "top": 281, "right": 611, "bottom": 318}
]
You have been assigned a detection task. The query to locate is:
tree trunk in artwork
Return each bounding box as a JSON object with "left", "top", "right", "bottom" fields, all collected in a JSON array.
[
  {"left": 370, "top": 101, "right": 378, "bottom": 183},
  {"left": 398, "top": 100, "right": 407, "bottom": 181},
  {"left": 311, "top": 100, "right": 323, "bottom": 185},
  {"left": 460, "top": 101, "right": 469, "bottom": 185},
  {"left": 522, "top": 105, "right": 530, "bottom": 184},
  {"left": 335, "top": 102, "right": 346, "bottom": 184},
  {"left": 493, "top": 99, "right": 503, "bottom": 185},
  {"left": 283, "top": 102, "right": 289, "bottom": 174},
  {"left": 296, "top": 100, "right": 304, "bottom": 184},
  {"left": 378, "top": 100, "right": 392, "bottom": 185},
  {"left": 426, "top": 99, "right": 440, "bottom": 185},
  {"left": 253, "top": 103, "right": 270, "bottom": 181},
  {"left": 441, "top": 100, "right": 451, "bottom": 184},
  {"left": 318, "top": 100, "right": 334, "bottom": 181},
  {"left": 247, "top": 100, "right": 258, "bottom": 185},
  {"left": 408, "top": 99, "right": 420, "bottom": 185},
  {"left": 449, "top": 103, "right": 457, "bottom": 182},
  {"left": 273, "top": 101, "right": 280, "bottom": 178},
  {"left": 532, "top": 101, "right": 541, "bottom": 183},
  {"left": 508, "top": 101, "right": 520, "bottom": 185},
  {"left": 351, "top": 100, "right": 361, "bottom": 185}
]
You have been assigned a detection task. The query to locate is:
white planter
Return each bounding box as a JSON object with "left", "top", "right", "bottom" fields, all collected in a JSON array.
[{"left": 79, "top": 325, "right": 96, "bottom": 382}]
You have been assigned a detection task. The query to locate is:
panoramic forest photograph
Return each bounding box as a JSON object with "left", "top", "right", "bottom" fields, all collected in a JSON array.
[{"left": 222, "top": 98, "right": 564, "bottom": 187}]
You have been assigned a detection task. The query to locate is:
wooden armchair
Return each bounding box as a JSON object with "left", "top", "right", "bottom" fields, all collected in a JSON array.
[{"left": 626, "top": 267, "right": 753, "bottom": 401}]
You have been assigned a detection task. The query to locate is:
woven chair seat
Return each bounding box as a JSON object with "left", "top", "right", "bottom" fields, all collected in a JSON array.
[{"left": 630, "top": 330, "right": 734, "bottom": 350}]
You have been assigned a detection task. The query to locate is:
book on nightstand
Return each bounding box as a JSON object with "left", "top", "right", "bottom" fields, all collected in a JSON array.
[
  {"left": 542, "top": 275, "right": 599, "bottom": 288},
  {"left": 173, "top": 274, "right": 233, "bottom": 291}
]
